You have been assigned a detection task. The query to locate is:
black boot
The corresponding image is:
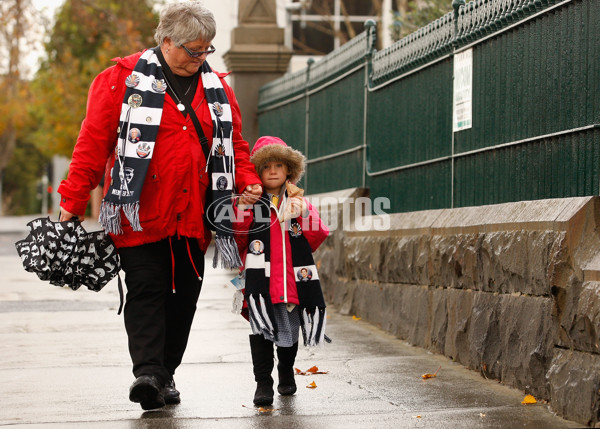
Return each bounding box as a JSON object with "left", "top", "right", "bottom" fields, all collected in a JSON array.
[
  {"left": 249, "top": 334, "right": 274, "bottom": 406},
  {"left": 129, "top": 375, "right": 165, "bottom": 410},
  {"left": 277, "top": 342, "right": 298, "bottom": 395}
]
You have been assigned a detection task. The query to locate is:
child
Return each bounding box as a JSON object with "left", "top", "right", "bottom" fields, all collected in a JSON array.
[{"left": 234, "top": 136, "right": 329, "bottom": 406}]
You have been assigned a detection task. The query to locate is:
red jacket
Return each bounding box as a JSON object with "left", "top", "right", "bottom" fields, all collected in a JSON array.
[
  {"left": 58, "top": 51, "right": 260, "bottom": 250},
  {"left": 233, "top": 197, "right": 329, "bottom": 306}
]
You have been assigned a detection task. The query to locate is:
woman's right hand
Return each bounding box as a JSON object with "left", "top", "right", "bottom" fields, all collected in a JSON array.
[
  {"left": 237, "top": 184, "right": 263, "bottom": 208},
  {"left": 59, "top": 208, "right": 84, "bottom": 222}
]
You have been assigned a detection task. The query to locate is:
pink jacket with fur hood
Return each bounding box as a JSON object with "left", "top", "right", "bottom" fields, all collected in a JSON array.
[{"left": 233, "top": 136, "right": 329, "bottom": 306}]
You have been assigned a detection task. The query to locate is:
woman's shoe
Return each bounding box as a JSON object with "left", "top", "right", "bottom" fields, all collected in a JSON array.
[
  {"left": 129, "top": 375, "right": 166, "bottom": 410},
  {"left": 162, "top": 378, "right": 181, "bottom": 404}
]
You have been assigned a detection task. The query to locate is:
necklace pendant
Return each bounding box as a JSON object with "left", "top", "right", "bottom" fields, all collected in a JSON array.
[{"left": 177, "top": 103, "right": 185, "bottom": 111}]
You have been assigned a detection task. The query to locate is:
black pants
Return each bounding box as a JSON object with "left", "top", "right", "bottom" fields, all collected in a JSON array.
[{"left": 118, "top": 236, "right": 204, "bottom": 385}]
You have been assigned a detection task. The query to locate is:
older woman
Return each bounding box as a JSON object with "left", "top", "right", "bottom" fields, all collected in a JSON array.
[{"left": 58, "top": 2, "right": 262, "bottom": 410}]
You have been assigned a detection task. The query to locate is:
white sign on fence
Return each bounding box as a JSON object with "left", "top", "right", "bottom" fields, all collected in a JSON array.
[{"left": 453, "top": 48, "right": 473, "bottom": 132}]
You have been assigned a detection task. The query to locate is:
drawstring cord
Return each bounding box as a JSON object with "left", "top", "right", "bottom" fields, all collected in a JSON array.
[
  {"left": 169, "top": 236, "right": 176, "bottom": 294},
  {"left": 186, "top": 238, "right": 203, "bottom": 281},
  {"left": 117, "top": 273, "right": 124, "bottom": 315},
  {"left": 170, "top": 236, "right": 203, "bottom": 294}
]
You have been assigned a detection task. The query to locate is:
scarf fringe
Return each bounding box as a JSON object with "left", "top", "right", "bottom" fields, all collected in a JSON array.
[
  {"left": 300, "top": 307, "right": 327, "bottom": 346},
  {"left": 99, "top": 201, "right": 142, "bottom": 234},
  {"left": 99, "top": 201, "right": 123, "bottom": 235},
  {"left": 248, "top": 294, "right": 277, "bottom": 340},
  {"left": 122, "top": 201, "right": 142, "bottom": 232},
  {"left": 212, "top": 235, "right": 243, "bottom": 269}
]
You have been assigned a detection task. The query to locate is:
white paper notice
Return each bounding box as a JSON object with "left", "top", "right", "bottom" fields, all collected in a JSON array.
[{"left": 453, "top": 48, "right": 473, "bottom": 132}]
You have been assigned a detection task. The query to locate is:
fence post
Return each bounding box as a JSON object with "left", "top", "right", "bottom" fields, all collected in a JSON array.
[
  {"left": 305, "top": 58, "right": 314, "bottom": 191},
  {"left": 363, "top": 20, "right": 377, "bottom": 189},
  {"left": 452, "top": 0, "right": 465, "bottom": 48},
  {"left": 450, "top": 0, "right": 465, "bottom": 208}
]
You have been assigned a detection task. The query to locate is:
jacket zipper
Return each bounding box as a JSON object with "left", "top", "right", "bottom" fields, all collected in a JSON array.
[{"left": 275, "top": 198, "right": 288, "bottom": 302}]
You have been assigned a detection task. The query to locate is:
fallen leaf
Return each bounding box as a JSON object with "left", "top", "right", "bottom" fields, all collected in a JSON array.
[
  {"left": 521, "top": 394, "right": 537, "bottom": 405},
  {"left": 306, "top": 381, "right": 317, "bottom": 389},
  {"left": 242, "top": 404, "right": 278, "bottom": 412},
  {"left": 415, "top": 415, "right": 422, "bottom": 419},
  {"left": 422, "top": 365, "right": 442, "bottom": 379},
  {"left": 352, "top": 315, "right": 361, "bottom": 321},
  {"left": 295, "top": 366, "right": 329, "bottom": 375},
  {"left": 257, "top": 406, "right": 278, "bottom": 413}
]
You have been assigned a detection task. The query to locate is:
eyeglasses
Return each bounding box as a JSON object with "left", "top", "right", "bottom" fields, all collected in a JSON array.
[{"left": 180, "top": 44, "right": 216, "bottom": 58}]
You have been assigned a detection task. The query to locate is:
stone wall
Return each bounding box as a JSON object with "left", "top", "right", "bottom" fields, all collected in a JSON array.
[{"left": 311, "top": 190, "right": 600, "bottom": 427}]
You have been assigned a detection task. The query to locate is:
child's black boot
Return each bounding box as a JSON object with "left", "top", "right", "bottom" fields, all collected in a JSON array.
[
  {"left": 249, "top": 334, "right": 274, "bottom": 405},
  {"left": 276, "top": 342, "right": 298, "bottom": 395}
]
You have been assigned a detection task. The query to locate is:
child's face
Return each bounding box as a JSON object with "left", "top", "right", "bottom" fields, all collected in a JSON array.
[{"left": 260, "top": 161, "right": 289, "bottom": 194}]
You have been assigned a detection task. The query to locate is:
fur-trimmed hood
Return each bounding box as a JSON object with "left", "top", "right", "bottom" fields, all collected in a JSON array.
[{"left": 250, "top": 136, "right": 306, "bottom": 184}]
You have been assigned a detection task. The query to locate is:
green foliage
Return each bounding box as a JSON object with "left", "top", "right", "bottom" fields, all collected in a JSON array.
[
  {"left": 3, "top": 140, "right": 49, "bottom": 215},
  {"left": 2, "top": 0, "right": 161, "bottom": 213},
  {"left": 31, "top": 0, "right": 160, "bottom": 158},
  {"left": 45, "top": 0, "right": 160, "bottom": 66},
  {"left": 392, "top": 0, "right": 453, "bottom": 41}
]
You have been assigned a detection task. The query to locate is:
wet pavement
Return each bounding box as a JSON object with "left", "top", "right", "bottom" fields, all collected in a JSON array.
[{"left": 0, "top": 216, "right": 583, "bottom": 428}]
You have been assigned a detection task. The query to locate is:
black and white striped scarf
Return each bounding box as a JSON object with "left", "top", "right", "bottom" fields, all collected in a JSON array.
[
  {"left": 99, "top": 48, "right": 241, "bottom": 269},
  {"left": 244, "top": 194, "right": 327, "bottom": 346},
  {"left": 100, "top": 48, "right": 164, "bottom": 234},
  {"left": 201, "top": 62, "right": 242, "bottom": 269}
]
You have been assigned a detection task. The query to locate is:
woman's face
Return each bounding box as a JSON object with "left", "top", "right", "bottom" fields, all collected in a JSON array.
[{"left": 163, "top": 37, "right": 214, "bottom": 77}]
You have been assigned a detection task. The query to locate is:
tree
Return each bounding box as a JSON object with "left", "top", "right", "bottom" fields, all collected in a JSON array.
[
  {"left": 391, "top": 0, "right": 453, "bottom": 41},
  {"left": 29, "top": 0, "right": 160, "bottom": 157},
  {"left": 0, "top": 0, "right": 39, "bottom": 214},
  {"left": 1, "top": 0, "right": 159, "bottom": 214}
]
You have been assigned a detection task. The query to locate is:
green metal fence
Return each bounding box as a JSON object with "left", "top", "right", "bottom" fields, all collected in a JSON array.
[{"left": 257, "top": 0, "right": 600, "bottom": 213}]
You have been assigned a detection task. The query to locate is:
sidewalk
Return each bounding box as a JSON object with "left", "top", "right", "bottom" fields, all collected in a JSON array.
[{"left": 0, "top": 216, "right": 581, "bottom": 428}]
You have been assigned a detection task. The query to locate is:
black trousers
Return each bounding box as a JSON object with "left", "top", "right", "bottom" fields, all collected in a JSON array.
[{"left": 118, "top": 236, "right": 204, "bottom": 385}]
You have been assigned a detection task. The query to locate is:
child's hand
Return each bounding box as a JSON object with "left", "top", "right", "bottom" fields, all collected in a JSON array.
[{"left": 283, "top": 196, "right": 306, "bottom": 220}]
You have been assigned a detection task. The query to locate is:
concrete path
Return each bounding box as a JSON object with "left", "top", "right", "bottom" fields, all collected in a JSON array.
[{"left": 0, "top": 216, "right": 581, "bottom": 428}]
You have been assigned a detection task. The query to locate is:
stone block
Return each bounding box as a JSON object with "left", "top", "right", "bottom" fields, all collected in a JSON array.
[
  {"left": 327, "top": 280, "right": 356, "bottom": 316},
  {"left": 429, "top": 234, "right": 481, "bottom": 290},
  {"left": 479, "top": 230, "right": 564, "bottom": 296},
  {"left": 426, "top": 288, "right": 448, "bottom": 354},
  {"left": 547, "top": 348, "right": 600, "bottom": 427},
  {"left": 342, "top": 282, "right": 431, "bottom": 347},
  {"left": 379, "top": 235, "right": 430, "bottom": 285},
  {"left": 467, "top": 293, "right": 554, "bottom": 399},
  {"left": 342, "top": 236, "right": 384, "bottom": 282},
  {"left": 444, "top": 288, "right": 474, "bottom": 367},
  {"left": 556, "top": 280, "right": 600, "bottom": 354}
]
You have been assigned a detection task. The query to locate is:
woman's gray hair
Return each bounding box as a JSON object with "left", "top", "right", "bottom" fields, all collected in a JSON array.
[{"left": 154, "top": 1, "right": 217, "bottom": 46}]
